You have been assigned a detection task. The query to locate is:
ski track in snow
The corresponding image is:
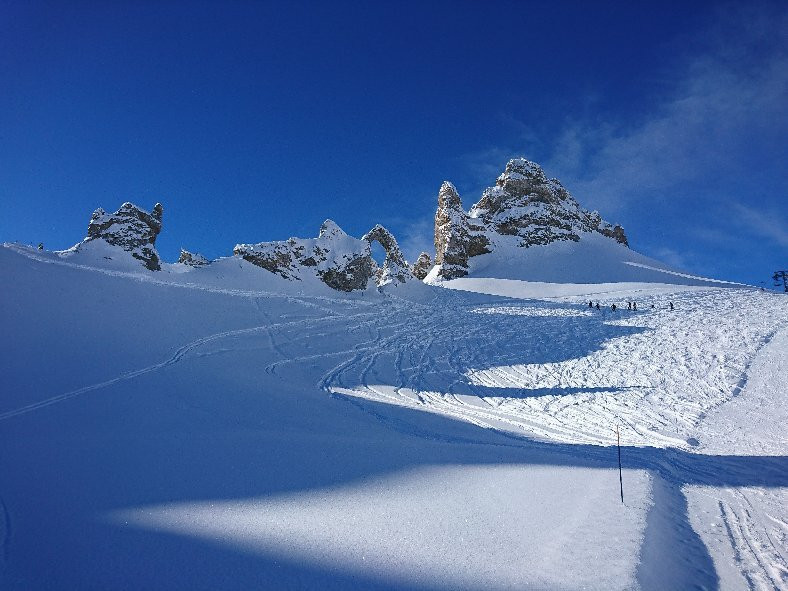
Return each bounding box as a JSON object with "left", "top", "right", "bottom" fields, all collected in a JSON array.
[
  {"left": 4, "top": 244, "right": 788, "bottom": 589},
  {"left": 0, "top": 311, "right": 378, "bottom": 421},
  {"left": 718, "top": 489, "right": 788, "bottom": 590}
]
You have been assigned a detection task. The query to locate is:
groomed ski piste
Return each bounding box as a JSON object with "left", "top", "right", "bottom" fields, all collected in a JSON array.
[{"left": 1, "top": 237, "right": 786, "bottom": 590}]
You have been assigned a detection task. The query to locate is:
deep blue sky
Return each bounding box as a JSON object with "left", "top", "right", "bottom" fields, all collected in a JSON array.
[{"left": 1, "top": 1, "right": 786, "bottom": 286}]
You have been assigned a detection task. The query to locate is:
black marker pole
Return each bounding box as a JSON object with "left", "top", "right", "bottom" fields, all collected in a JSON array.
[{"left": 617, "top": 424, "right": 624, "bottom": 504}]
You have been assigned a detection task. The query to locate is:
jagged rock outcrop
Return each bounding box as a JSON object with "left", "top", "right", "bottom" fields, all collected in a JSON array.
[
  {"left": 411, "top": 252, "right": 432, "bottom": 280},
  {"left": 233, "top": 220, "right": 415, "bottom": 291},
  {"left": 80, "top": 202, "right": 164, "bottom": 270},
  {"left": 434, "top": 182, "right": 491, "bottom": 279},
  {"left": 432, "top": 159, "right": 628, "bottom": 279},
  {"left": 178, "top": 249, "right": 210, "bottom": 266},
  {"left": 362, "top": 224, "right": 410, "bottom": 284},
  {"left": 469, "top": 158, "right": 627, "bottom": 248},
  {"left": 234, "top": 220, "right": 375, "bottom": 292}
]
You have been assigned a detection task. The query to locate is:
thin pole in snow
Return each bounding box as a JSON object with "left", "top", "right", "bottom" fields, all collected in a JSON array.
[{"left": 617, "top": 424, "right": 624, "bottom": 504}]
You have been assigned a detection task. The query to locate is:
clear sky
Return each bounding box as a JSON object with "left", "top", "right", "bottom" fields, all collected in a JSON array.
[{"left": 1, "top": 1, "right": 786, "bottom": 286}]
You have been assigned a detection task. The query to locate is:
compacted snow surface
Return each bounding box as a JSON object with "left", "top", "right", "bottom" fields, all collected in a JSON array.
[{"left": 1, "top": 242, "right": 786, "bottom": 590}]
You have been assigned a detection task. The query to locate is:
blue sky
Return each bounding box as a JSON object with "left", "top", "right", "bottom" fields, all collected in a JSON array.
[{"left": 1, "top": 1, "right": 785, "bottom": 286}]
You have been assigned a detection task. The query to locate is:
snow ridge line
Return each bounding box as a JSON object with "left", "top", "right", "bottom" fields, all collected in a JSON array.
[{"left": 3, "top": 243, "right": 376, "bottom": 311}]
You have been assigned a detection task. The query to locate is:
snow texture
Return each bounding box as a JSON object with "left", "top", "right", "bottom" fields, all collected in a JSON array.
[{"left": 1, "top": 239, "right": 786, "bottom": 590}]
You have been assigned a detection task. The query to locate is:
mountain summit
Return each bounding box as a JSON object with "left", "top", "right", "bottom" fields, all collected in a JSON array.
[
  {"left": 434, "top": 158, "right": 627, "bottom": 279},
  {"left": 64, "top": 201, "right": 164, "bottom": 271}
]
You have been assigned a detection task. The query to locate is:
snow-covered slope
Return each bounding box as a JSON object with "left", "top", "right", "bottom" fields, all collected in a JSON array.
[
  {"left": 1, "top": 241, "right": 786, "bottom": 590},
  {"left": 427, "top": 232, "right": 744, "bottom": 299}
]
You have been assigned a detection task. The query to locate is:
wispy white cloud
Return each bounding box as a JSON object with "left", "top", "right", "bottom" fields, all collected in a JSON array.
[
  {"left": 731, "top": 203, "right": 788, "bottom": 248},
  {"left": 460, "top": 6, "right": 787, "bottom": 226},
  {"left": 543, "top": 6, "right": 788, "bottom": 215},
  {"left": 651, "top": 247, "right": 689, "bottom": 272}
]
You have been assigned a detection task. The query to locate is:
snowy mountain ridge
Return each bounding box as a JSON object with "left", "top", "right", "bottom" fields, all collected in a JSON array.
[
  {"left": 49, "top": 158, "right": 691, "bottom": 292},
  {"left": 433, "top": 158, "right": 628, "bottom": 279}
]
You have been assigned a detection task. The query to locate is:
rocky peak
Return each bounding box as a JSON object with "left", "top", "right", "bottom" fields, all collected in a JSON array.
[
  {"left": 318, "top": 219, "right": 348, "bottom": 240},
  {"left": 432, "top": 158, "right": 628, "bottom": 279},
  {"left": 178, "top": 249, "right": 210, "bottom": 266},
  {"left": 434, "top": 183, "right": 491, "bottom": 280},
  {"left": 470, "top": 158, "right": 627, "bottom": 248},
  {"left": 82, "top": 201, "right": 164, "bottom": 270},
  {"left": 411, "top": 252, "right": 432, "bottom": 280},
  {"left": 495, "top": 158, "right": 554, "bottom": 198},
  {"left": 438, "top": 181, "right": 462, "bottom": 209},
  {"left": 234, "top": 220, "right": 374, "bottom": 291},
  {"left": 234, "top": 220, "right": 417, "bottom": 291}
]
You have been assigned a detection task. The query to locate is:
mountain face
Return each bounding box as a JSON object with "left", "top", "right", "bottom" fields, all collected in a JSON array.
[
  {"left": 177, "top": 249, "right": 210, "bottom": 266},
  {"left": 361, "top": 224, "right": 411, "bottom": 285},
  {"left": 434, "top": 158, "right": 628, "bottom": 279},
  {"left": 74, "top": 202, "right": 164, "bottom": 270},
  {"left": 234, "top": 220, "right": 412, "bottom": 292},
  {"left": 411, "top": 252, "right": 433, "bottom": 280},
  {"left": 59, "top": 157, "right": 628, "bottom": 287},
  {"left": 434, "top": 182, "right": 492, "bottom": 280}
]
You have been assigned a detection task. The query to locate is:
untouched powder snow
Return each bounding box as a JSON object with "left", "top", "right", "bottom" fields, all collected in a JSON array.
[
  {"left": 1, "top": 242, "right": 786, "bottom": 590},
  {"left": 426, "top": 232, "right": 745, "bottom": 290}
]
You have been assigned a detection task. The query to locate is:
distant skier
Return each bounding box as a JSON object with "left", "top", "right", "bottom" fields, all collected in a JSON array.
[
  {"left": 669, "top": 302, "right": 674, "bottom": 311},
  {"left": 633, "top": 302, "right": 637, "bottom": 311},
  {"left": 596, "top": 302, "right": 600, "bottom": 310},
  {"left": 611, "top": 304, "right": 617, "bottom": 311},
  {"left": 651, "top": 304, "right": 655, "bottom": 309},
  {"left": 627, "top": 301, "right": 632, "bottom": 310},
  {"left": 589, "top": 301, "right": 593, "bottom": 308},
  {"left": 37, "top": 243, "right": 43, "bottom": 250}
]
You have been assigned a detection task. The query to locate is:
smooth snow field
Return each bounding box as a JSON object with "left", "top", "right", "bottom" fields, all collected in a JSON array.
[{"left": 1, "top": 242, "right": 787, "bottom": 590}]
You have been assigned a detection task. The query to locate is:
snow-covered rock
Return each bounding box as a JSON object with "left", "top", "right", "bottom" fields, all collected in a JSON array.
[
  {"left": 471, "top": 158, "right": 627, "bottom": 248},
  {"left": 234, "top": 220, "right": 374, "bottom": 291},
  {"left": 433, "top": 182, "right": 491, "bottom": 279},
  {"left": 362, "top": 224, "right": 410, "bottom": 285},
  {"left": 432, "top": 159, "right": 628, "bottom": 279},
  {"left": 177, "top": 249, "right": 210, "bottom": 267},
  {"left": 72, "top": 202, "right": 164, "bottom": 270},
  {"left": 234, "top": 220, "right": 414, "bottom": 291},
  {"left": 234, "top": 220, "right": 374, "bottom": 292},
  {"left": 411, "top": 252, "right": 433, "bottom": 280}
]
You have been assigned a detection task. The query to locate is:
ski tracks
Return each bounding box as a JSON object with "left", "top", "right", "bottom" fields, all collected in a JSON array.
[
  {"left": 717, "top": 488, "right": 788, "bottom": 590},
  {"left": 0, "top": 307, "right": 376, "bottom": 422}
]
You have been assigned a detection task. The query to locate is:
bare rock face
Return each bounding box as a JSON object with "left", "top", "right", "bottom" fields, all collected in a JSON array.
[
  {"left": 411, "top": 252, "right": 432, "bottom": 280},
  {"left": 178, "top": 249, "right": 210, "bottom": 266},
  {"left": 434, "top": 182, "right": 490, "bottom": 279},
  {"left": 234, "top": 220, "right": 375, "bottom": 292},
  {"left": 362, "top": 224, "right": 410, "bottom": 284},
  {"left": 470, "top": 158, "right": 628, "bottom": 247},
  {"left": 431, "top": 158, "right": 627, "bottom": 279},
  {"left": 83, "top": 202, "right": 164, "bottom": 270}
]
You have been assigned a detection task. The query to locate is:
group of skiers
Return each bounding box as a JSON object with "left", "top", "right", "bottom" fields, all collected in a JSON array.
[{"left": 588, "top": 300, "right": 674, "bottom": 311}]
